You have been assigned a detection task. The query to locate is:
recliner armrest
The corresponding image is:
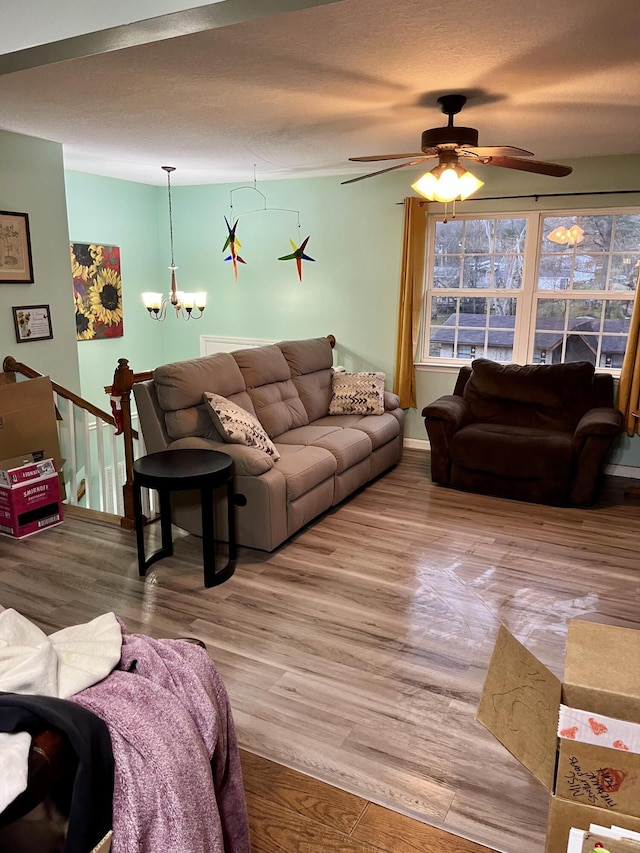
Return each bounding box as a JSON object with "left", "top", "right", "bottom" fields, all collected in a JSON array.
[
  {"left": 573, "top": 407, "right": 623, "bottom": 442},
  {"left": 421, "top": 395, "right": 469, "bottom": 430}
]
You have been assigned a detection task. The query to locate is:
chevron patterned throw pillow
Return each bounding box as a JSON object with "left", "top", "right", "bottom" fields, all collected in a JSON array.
[
  {"left": 203, "top": 392, "right": 280, "bottom": 458},
  {"left": 328, "top": 371, "right": 385, "bottom": 416}
]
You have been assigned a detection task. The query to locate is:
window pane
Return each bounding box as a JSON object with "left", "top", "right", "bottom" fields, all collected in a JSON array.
[
  {"left": 613, "top": 214, "right": 640, "bottom": 251},
  {"left": 533, "top": 333, "right": 560, "bottom": 363},
  {"left": 435, "top": 219, "right": 462, "bottom": 254},
  {"left": 431, "top": 296, "right": 457, "bottom": 324},
  {"left": 536, "top": 299, "right": 566, "bottom": 325},
  {"left": 495, "top": 218, "right": 528, "bottom": 253},
  {"left": 433, "top": 256, "right": 461, "bottom": 288},
  {"left": 463, "top": 255, "right": 492, "bottom": 288},
  {"left": 580, "top": 216, "right": 612, "bottom": 252},
  {"left": 609, "top": 255, "right": 640, "bottom": 291},
  {"left": 572, "top": 254, "right": 607, "bottom": 290},
  {"left": 464, "top": 220, "right": 494, "bottom": 253},
  {"left": 489, "top": 297, "right": 517, "bottom": 317},
  {"left": 494, "top": 255, "right": 524, "bottom": 289},
  {"left": 539, "top": 255, "right": 572, "bottom": 290}
]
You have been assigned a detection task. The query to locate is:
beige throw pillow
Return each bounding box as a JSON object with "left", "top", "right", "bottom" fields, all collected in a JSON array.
[
  {"left": 203, "top": 392, "right": 280, "bottom": 459},
  {"left": 328, "top": 371, "right": 385, "bottom": 416}
]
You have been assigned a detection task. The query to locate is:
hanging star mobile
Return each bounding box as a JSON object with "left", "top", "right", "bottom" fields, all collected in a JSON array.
[
  {"left": 222, "top": 216, "right": 246, "bottom": 281},
  {"left": 277, "top": 235, "right": 315, "bottom": 281}
]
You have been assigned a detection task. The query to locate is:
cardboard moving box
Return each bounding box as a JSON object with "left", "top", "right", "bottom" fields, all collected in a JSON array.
[
  {"left": 0, "top": 376, "right": 63, "bottom": 473},
  {"left": 477, "top": 623, "right": 640, "bottom": 853},
  {"left": 0, "top": 455, "right": 63, "bottom": 538}
]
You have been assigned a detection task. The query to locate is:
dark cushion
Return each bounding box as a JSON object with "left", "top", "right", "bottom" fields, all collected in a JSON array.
[
  {"left": 451, "top": 423, "right": 574, "bottom": 481},
  {"left": 463, "top": 359, "right": 595, "bottom": 432}
]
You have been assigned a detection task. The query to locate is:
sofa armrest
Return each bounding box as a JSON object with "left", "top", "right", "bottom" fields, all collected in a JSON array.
[
  {"left": 421, "top": 395, "right": 469, "bottom": 430},
  {"left": 168, "top": 436, "right": 274, "bottom": 476},
  {"left": 384, "top": 390, "right": 401, "bottom": 411},
  {"left": 573, "top": 407, "right": 623, "bottom": 445},
  {"left": 421, "top": 395, "right": 469, "bottom": 485}
]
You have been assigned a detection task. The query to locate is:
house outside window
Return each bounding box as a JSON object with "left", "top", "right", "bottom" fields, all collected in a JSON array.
[{"left": 421, "top": 209, "right": 640, "bottom": 371}]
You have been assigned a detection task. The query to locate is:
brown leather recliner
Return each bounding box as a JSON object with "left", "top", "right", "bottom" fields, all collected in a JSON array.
[{"left": 421, "top": 358, "right": 623, "bottom": 506}]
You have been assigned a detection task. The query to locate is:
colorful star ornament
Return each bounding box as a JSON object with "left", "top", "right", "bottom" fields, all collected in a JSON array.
[
  {"left": 222, "top": 216, "right": 246, "bottom": 281},
  {"left": 277, "top": 235, "right": 315, "bottom": 281}
]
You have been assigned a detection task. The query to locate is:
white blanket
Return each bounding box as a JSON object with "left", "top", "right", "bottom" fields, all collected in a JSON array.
[
  {"left": 0, "top": 609, "right": 122, "bottom": 698},
  {"left": 0, "top": 608, "right": 122, "bottom": 813}
]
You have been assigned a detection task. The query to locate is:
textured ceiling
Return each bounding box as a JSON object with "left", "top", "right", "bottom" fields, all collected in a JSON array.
[{"left": 1, "top": 0, "right": 639, "bottom": 186}]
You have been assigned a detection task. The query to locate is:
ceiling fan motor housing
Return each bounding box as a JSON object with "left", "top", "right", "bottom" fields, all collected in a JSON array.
[{"left": 421, "top": 125, "right": 479, "bottom": 151}]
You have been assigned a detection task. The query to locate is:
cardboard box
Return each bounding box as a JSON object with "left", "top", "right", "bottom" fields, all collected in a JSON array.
[
  {"left": 477, "top": 623, "right": 640, "bottom": 853},
  {"left": 0, "top": 453, "right": 56, "bottom": 488},
  {"left": 0, "top": 456, "right": 63, "bottom": 539},
  {"left": 0, "top": 376, "right": 63, "bottom": 473}
]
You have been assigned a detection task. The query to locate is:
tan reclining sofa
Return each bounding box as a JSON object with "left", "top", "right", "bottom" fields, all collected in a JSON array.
[{"left": 133, "top": 337, "right": 405, "bottom": 551}]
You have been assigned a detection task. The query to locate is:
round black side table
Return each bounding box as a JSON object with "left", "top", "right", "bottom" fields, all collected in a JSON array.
[{"left": 132, "top": 449, "right": 236, "bottom": 588}]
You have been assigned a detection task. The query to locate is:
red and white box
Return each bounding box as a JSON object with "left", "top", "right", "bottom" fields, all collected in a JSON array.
[{"left": 0, "top": 456, "right": 63, "bottom": 539}]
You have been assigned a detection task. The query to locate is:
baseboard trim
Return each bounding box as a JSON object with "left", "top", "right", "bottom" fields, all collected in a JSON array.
[
  {"left": 404, "top": 437, "right": 429, "bottom": 451},
  {"left": 605, "top": 463, "right": 640, "bottom": 479}
]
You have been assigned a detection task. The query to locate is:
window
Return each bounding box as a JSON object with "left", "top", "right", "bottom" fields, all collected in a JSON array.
[{"left": 422, "top": 210, "right": 640, "bottom": 371}]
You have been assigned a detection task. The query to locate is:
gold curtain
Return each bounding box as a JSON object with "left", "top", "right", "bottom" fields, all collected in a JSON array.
[
  {"left": 393, "top": 197, "right": 427, "bottom": 409},
  {"left": 618, "top": 266, "right": 640, "bottom": 436}
]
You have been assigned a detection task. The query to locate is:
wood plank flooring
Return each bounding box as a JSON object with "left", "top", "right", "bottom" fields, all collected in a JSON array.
[
  {"left": 240, "top": 749, "right": 492, "bottom": 852},
  {"left": 0, "top": 449, "right": 639, "bottom": 852}
]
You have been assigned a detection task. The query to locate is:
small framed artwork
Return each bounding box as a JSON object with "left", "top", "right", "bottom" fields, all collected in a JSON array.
[
  {"left": 12, "top": 305, "right": 53, "bottom": 343},
  {"left": 0, "top": 211, "right": 34, "bottom": 283}
]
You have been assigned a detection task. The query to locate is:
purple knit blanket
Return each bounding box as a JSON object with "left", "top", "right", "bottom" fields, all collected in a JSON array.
[{"left": 70, "top": 628, "right": 250, "bottom": 853}]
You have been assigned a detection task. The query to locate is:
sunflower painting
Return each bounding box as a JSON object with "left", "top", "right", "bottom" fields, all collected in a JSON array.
[{"left": 70, "top": 243, "right": 123, "bottom": 341}]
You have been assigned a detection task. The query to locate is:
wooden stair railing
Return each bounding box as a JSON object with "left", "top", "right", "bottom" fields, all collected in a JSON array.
[
  {"left": 104, "top": 359, "right": 152, "bottom": 530},
  {"left": 2, "top": 355, "right": 138, "bottom": 527}
]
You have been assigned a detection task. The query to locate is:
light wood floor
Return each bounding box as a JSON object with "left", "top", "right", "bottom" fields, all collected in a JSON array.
[{"left": 0, "top": 449, "right": 638, "bottom": 852}]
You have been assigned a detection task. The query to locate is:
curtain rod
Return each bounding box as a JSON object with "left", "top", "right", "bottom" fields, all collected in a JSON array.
[{"left": 398, "top": 189, "right": 640, "bottom": 205}]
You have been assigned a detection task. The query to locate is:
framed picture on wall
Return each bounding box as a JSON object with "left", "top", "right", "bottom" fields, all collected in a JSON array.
[
  {"left": 12, "top": 304, "right": 53, "bottom": 343},
  {"left": 0, "top": 211, "right": 34, "bottom": 283}
]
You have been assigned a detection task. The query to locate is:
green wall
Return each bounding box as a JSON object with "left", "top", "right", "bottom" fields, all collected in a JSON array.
[
  {"left": 0, "top": 130, "right": 80, "bottom": 391},
  {"left": 64, "top": 171, "right": 167, "bottom": 409}
]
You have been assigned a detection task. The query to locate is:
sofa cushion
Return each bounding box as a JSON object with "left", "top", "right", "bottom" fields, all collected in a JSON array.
[
  {"left": 329, "top": 372, "right": 385, "bottom": 416},
  {"left": 276, "top": 425, "right": 371, "bottom": 474},
  {"left": 154, "top": 352, "right": 246, "bottom": 411},
  {"left": 273, "top": 444, "right": 336, "bottom": 501},
  {"left": 203, "top": 392, "right": 280, "bottom": 459},
  {"left": 463, "top": 358, "right": 595, "bottom": 432},
  {"left": 312, "top": 413, "right": 400, "bottom": 450},
  {"left": 233, "top": 344, "right": 309, "bottom": 437},
  {"left": 279, "top": 338, "right": 334, "bottom": 421},
  {"left": 452, "top": 423, "right": 574, "bottom": 481},
  {"left": 165, "top": 404, "right": 223, "bottom": 442}
]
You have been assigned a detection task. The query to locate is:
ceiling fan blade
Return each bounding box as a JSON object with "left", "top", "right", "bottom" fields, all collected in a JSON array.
[
  {"left": 478, "top": 155, "right": 573, "bottom": 177},
  {"left": 462, "top": 145, "right": 534, "bottom": 157},
  {"left": 341, "top": 158, "right": 429, "bottom": 185},
  {"left": 349, "top": 153, "right": 426, "bottom": 162}
]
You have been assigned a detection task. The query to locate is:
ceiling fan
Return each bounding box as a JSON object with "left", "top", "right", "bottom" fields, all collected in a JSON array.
[{"left": 341, "top": 94, "right": 573, "bottom": 194}]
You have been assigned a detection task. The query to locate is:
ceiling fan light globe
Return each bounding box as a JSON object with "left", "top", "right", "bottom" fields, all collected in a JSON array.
[
  {"left": 411, "top": 171, "right": 439, "bottom": 200},
  {"left": 431, "top": 164, "right": 462, "bottom": 201},
  {"left": 457, "top": 170, "right": 484, "bottom": 200}
]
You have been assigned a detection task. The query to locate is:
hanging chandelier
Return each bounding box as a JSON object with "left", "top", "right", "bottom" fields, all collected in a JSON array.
[{"left": 142, "top": 166, "right": 206, "bottom": 320}]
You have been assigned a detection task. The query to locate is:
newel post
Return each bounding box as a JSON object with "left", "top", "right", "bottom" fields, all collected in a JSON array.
[{"left": 111, "top": 358, "right": 138, "bottom": 530}]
